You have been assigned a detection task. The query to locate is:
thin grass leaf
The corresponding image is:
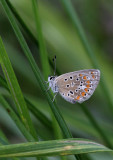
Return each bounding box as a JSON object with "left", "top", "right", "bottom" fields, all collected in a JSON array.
[
  {"left": 0, "top": 37, "right": 37, "bottom": 140},
  {"left": 5, "top": 0, "right": 39, "bottom": 47},
  {"left": 0, "top": 95, "right": 35, "bottom": 142},
  {"left": 4, "top": 0, "right": 59, "bottom": 75},
  {"left": 80, "top": 104, "right": 113, "bottom": 148},
  {"left": 0, "top": 138, "right": 111, "bottom": 158},
  {"left": 0, "top": 75, "right": 52, "bottom": 130},
  {"left": 0, "top": 131, "right": 21, "bottom": 160},
  {"left": 32, "top": 0, "right": 50, "bottom": 79},
  {"left": 0, "top": 0, "right": 72, "bottom": 139},
  {"left": 59, "top": 0, "right": 113, "bottom": 114},
  {"left": 25, "top": 98, "right": 52, "bottom": 130}
]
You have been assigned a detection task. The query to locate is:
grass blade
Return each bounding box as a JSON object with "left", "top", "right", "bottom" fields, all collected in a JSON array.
[
  {"left": 32, "top": 0, "right": 50, "bottom": 79},
  {"left": 0, "top": 138, "right": 111, "bottom": 158},
  {"left": 60, "top": 0, "right": 113, "bottom": 113},
  {"left": 0, "top": 37, "right": 37, "bottom": 140},
  {"left": 0, "top": 0, "right": 72, "bottom": 139},
  {"left": 80, "top": 104, "right": 112, "bottom": 148},
  {"left": 0, "top": 95, "right": 35, "bottom": 142},
  {"left": 0, "top": 130, "right": 22, "bottom": 160}
]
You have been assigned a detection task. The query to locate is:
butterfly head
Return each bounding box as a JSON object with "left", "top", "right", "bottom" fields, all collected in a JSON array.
[
  {"left": 48, "top": 76, "right": 58, "bottom": 93},
  {"left": 48, "top": 76, "right": 56, "bottom": 82}
]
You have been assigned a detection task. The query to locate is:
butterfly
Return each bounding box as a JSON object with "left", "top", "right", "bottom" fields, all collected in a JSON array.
[{"left": 47, "top": 56, "right": 100, "bottom": 104}]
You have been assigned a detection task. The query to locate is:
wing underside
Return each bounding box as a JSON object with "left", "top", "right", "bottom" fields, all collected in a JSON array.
[{"left": 55, "top": 69, "right": 100, "bottom": 104}]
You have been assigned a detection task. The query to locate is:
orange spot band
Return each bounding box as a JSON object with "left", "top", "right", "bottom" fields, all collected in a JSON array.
[
  {"left": 92, "top": 75, "right": 95, "bottom": 79},
  {"left": 76, "top": 95, "right": 80, "bottom": 100},
  {"left": 84, "top": 88, "right": 88, "bottom": 92},
  {"left": 86, "top": 80, "right": 90, "bottom": 84},
  {"left": 81, "top": 92, "right": 85, "bottom": 96},
  {"left": 86, "top": 84, "right": 90, "bottom": 88},
  {"left": 83, "top": 76, "right": 87, "bottom": 80}
]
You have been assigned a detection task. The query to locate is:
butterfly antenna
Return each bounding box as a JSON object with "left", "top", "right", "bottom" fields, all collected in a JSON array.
[{"left": 53, "top": 55, "right": 56, "bottom": 75}]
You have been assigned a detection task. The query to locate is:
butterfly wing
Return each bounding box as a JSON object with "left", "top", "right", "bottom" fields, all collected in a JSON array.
[{"left": 55, "top": 69, "right": 100, "bottom": 104}]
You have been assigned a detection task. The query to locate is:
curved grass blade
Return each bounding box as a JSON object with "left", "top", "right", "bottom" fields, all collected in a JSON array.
[
  {"left": 0, "top": 138, "right": 111, "bottom": 158},
  {"left": 0, "top": 37, "right": 37, "bottom": 140}
]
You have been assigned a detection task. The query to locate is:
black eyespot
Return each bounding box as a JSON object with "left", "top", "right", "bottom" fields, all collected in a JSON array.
[
  {"left": 68, "top": 94, "right": 70, "bottom": 96},
  {"left": 70, "top": 76, "right": 73, "bottom": 79},
  {"left": 50, "top": 77, "right": 52, "bottom": 80},
  {"left": 81, "top": 81, "right": 83, "bottom": 83},
  {"left": 78, "top": 88, "right": 80, "bottom": 90},
  {"left": 76, "top": 78, "right": 79, "bottom": 81},
  {"left": 75, "top": 90, "right": 78, "bottom": 92},
  {"left": 64, "top": 78, "right": 68, "bottom": 81},
  {"left": 80, "top": 84, "right": 82, "bottom": 86},
  {"left": 66, "top": 84, "right": 70, "bottom": 87},
  {"left": 70, "top": 91, "right": 73, "bottom": 94},
  {"left": 85, "top": 93, "right": 87, "bottom": 96}
]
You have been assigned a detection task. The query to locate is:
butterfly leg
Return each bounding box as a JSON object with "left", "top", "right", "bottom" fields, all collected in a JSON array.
[
  {"left": 45, "top": 81, "right": 50, "bottom": 92},
  {"left": 52, "top": 93, "right": 58, "bottom": 102},
  {"left": 46, "top": 86, "right": 50, "bottom": 92},
  {"left": 45, "top": 81, "right": 49, "bottom": 84}
]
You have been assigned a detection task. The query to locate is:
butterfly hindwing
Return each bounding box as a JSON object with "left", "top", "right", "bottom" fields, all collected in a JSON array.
[{"left": 55, "top": 69, "right": 100, "bottom": 103}]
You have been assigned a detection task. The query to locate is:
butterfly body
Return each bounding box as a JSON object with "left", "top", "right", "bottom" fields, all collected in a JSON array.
[{"left": 48, "top": 69, "right": 100, "bottom": 104}]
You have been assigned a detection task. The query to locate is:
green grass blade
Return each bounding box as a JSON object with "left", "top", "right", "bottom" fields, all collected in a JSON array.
[
  {"left": 0, "top": 37, "right": 37, "bottom": 140},
  {"left": 0, "top": 0, "right": 73, "bottom": 139},
  {"left": 60, "top": 0, "right": 113, "bottom": 113},
  {"left": 0, "top": 95, "right": 35, "bottom": 142},
  {"left": 4, "top": 0, "right": 57, "bottom": 75},
  {"left": 0, "top": 138, "right": 111, "bottom": 158},
  {"left": 0, "top": 131, "right": 22, "bottom": 160},
  {"left": 5, "top": 0, "right": 39, "bottom": 47},
  {"left": 80, "top": 104, "right": 112, "bottom": 148},
  {"left": 25, "top": 98, "right": 52, "bottom": 130},
  {"left": 31, "top": 0, "right": 50, "bottom": 79},
  {"left": 0, "top": 75, "right": 53, "bottom": 131}
]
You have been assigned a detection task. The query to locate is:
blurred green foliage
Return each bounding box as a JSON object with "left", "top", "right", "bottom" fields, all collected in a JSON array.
[{"left": 0, "top": 0, "right": 113, "bottom": 160}]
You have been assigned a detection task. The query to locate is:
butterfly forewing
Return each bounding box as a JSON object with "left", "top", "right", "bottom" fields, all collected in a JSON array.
[{"left": 55, "top": 69, "right": 100, "bottom": 103}]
